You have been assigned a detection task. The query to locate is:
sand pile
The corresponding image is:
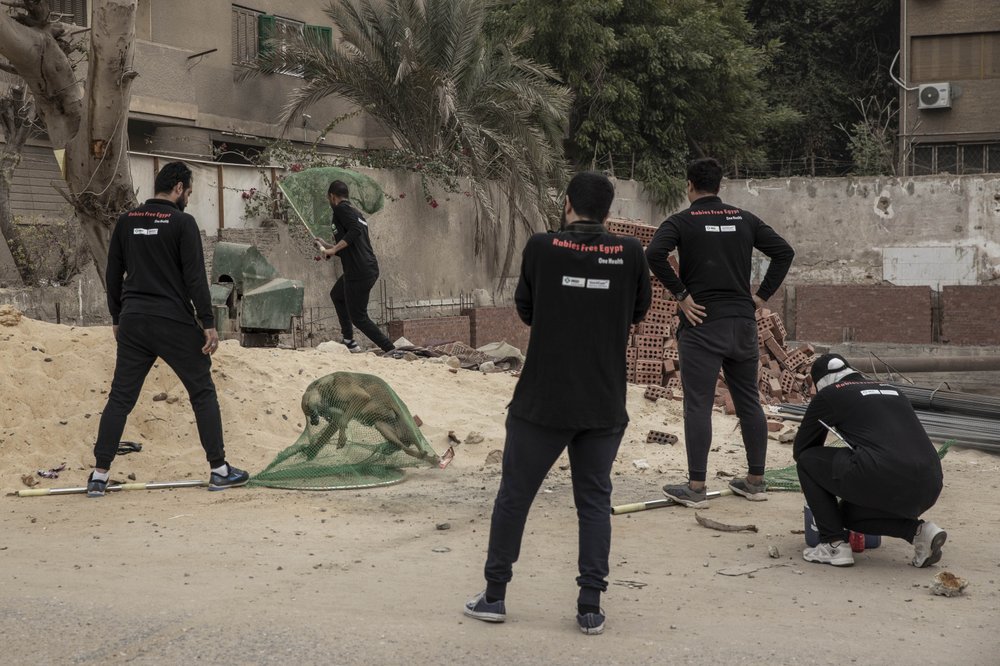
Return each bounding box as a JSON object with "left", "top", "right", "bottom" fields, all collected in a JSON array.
[{"left": 0, "top": 314, "right": 793, "bottom": 492}]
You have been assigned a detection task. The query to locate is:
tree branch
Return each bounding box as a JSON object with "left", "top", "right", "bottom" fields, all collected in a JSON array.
[{"left": 0, "top": 7, "right": 82, "bottom": 146}]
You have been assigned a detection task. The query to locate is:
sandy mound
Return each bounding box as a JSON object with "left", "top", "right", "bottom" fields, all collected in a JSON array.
[{"left": 0, "top": 315, "right": 792, "bottom": 491}]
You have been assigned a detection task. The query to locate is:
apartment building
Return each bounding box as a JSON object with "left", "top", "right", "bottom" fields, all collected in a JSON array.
[
  {"left": 5, "top": 0, "right": 390, "bottom": 219},
  {"left": 898, "top": 0, "right": 1000, "bottom": 175}
]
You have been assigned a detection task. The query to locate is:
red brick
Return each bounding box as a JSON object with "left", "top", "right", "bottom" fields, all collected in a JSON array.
[
  {"left": 941, "top": 286, "right": 1000, "bottom": 345},
  {"left": 795, "top": 285, "right": 932, "bottom": 344}
]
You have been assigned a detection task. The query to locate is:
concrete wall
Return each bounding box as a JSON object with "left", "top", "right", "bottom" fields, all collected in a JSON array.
[
  {"left": 716, "top": 174, "right": 1000, "bottom": 286},
  {"left": 6, "top": 165, "right": 1000, "bottom": 350}
]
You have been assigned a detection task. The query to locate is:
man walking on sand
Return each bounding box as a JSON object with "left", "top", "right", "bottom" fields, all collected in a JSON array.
[
  {"left": 87, "top": 161, "right": 249, "bottom": 497},
  {"left": 464, "top": 171, "right": 651, "bottom": 635},
  {"left": 314, "top": 180, "right": 395, "bottom": 353},
  {"left": 646, "top": 157, "right": 794, "bottom": 508}
]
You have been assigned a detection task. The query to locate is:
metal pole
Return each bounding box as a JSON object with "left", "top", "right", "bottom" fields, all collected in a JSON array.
[
  {"left": 12, "top": 480, "right": 208, "bottom": 498},
  {"left": 613, "top": 489, "right": 732, "bottom": 515}
]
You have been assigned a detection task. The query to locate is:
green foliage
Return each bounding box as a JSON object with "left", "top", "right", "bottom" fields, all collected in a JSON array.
[
  {"left": 246, "top": 0, "right": 571, "bottom": 273},
  {"left": 219, "top": 140, "right": 465, "bottom": 223},
  {"left": 496, "top": 0, "right": 789, "bottom": 207},
  {"left": 840, "top": 97, "right": 897, "bottom": 176},
  {"left": 745, "top": 0, "right": 899, "bottom": 176}
]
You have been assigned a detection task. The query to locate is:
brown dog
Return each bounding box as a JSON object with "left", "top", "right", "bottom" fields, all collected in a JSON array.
[{"left": 297, "top": 372, "right": 439, "bottom": 464}]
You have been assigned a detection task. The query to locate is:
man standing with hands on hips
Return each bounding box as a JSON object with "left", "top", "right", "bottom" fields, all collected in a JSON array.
[
  {"left": 315, "top": 180, "right": 395, "bottom": 353},
  {"left": 646, "top": 157, "right": 794, "bottom": 508}
]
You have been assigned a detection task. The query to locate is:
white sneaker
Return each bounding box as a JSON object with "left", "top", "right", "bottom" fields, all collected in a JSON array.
[
  {"left": 912, "top": 521, "right": 947, "bottom": 568},
  {"left": 803, "top": 541, "right": 855, "bottom": 567}
]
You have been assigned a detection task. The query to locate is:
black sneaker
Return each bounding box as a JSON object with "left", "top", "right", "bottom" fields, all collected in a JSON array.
[
  {"left": 87, "top": 472, "right": 108, "bottom": 498},
  {"left": 662, "top": 483, "right": 708, "bottom": 508},
  {"left": 463, "top": 591, "right": 506, "bottom": 623},
  {"left": 343, "top": 338, "right": 364, "bottom": 354},
  {"left": 208, "top": 465, "right": 250, "bottom": 491},
  {"left": 577, "top": 609, "right": 605, "bottom": 635}
]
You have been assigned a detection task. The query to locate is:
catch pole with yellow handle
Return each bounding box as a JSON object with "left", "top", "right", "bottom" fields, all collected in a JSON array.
[
  {"left": 10, "top": 480, "right": 208, "bottom": 498},
  {"left": 612, "top": 488, "right": 732, "bottom": 515}
]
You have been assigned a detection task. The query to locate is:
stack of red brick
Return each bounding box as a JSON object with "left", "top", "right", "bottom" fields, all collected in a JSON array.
[{"left": 607, "top": 219, "right": 817, "bottom": 411}]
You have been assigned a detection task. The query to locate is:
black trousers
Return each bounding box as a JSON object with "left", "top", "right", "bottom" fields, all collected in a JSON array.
[
  {"left": 330, "top": 274, "right": 393, "bottom": 352},
  {"left": 677, "top": 317, "right": 767, "bottom": 482},
  {"left": 93, "top": 315, "right": 226, "bottom": 470},
  {"left": 483, "top": 414, "right": 625, "bottom": 606},
  {"left": 797, "top": 447, "right": 923, "bottom": 543}
]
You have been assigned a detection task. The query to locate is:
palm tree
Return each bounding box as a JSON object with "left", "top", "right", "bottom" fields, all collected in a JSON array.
[{"left": 251, "top": 0, "right": 571, "bottom": 277}]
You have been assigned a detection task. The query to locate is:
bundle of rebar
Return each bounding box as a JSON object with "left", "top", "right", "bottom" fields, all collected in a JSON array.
[
  {"left": 888, "top": 384, "right": 1000, "bottom": 421},
  {"left": 773, "top": 402, "right": 1000, "bottom": 454}
]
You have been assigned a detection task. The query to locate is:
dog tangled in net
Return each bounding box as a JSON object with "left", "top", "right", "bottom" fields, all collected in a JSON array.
[{"left": 251, "top": 372, "right": 440, "bottom": 489}]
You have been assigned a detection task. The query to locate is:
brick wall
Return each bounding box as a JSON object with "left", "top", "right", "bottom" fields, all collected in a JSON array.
[
  {"left": 796, "top": 285, "right": 933, "bottom": 344},
  {"left": 941, "top": 286, "right": 1000, "bottom": 345},
  {"left": 461, "top": 306, "right": 530, "bottom": 351},
  {"left": 387, "top": 316, "right": 471, "bottom": 347}
]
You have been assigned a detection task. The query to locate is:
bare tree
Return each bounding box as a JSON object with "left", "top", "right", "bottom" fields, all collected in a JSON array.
[
  {"left": 0, "top": 83, "right": 39, "bottom": 283},
  {"left": 0, "top": 0, "right": 138, "bottom": 289}
]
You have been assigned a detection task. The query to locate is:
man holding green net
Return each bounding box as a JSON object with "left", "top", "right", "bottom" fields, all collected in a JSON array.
[
  {"left": 463, "top": 172, "right": 651, "bottom": 635},
  {"left": 315, "top": 180, "right": 395, "bottom": 353},
  {"left": 794, "top": 354, "right": 946, "bottom": 568}
]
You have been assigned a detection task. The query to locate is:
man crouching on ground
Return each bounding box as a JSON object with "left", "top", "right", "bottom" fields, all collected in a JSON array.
[{"left": 795, "top": 354, "right": 945, "bottom": 568}]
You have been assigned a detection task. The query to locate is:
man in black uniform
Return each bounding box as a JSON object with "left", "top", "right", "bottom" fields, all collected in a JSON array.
[
  {"left": 794, "top": 354, "right": 946, "bottom": 568},
  {"left": 464, "top": 171, "right": 651, "bottom": 636},
  {"left": 315, "top": 180, "right": 394, "bottom": 353},
  {"left": 88, "top": 162, "right": 249, "bottom": 497},
  {"left": 646, "top": 158, "right": 794, "bottom": 508}
]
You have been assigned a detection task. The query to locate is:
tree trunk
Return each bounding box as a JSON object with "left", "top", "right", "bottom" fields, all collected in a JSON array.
[
  {"left": 0, "top": 0, "right": 138, "bottom": 291},
  {"left": 64, "top": 0, "right": 139, "bottom": 288},
  {"left": 0, "top": 87, "right": 36, "bottom": 284},
  {"left": 0, "top": 6, "right": 83, "bottom": 148}
]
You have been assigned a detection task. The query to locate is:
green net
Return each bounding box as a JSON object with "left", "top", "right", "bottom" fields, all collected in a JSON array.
[
  {"left": 250, "top": 372, "right": 440, "bottom": 490},
  {"left": 763, "top": 440, "right": 954, "bottom": 492},
  {"left": 278, "top": 166, "right": 386, "bottom": 241}
]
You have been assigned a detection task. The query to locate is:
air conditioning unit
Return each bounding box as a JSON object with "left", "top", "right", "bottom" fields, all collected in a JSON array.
[{"left": 918, "top": 83, "right": 951, "bottom": 110}]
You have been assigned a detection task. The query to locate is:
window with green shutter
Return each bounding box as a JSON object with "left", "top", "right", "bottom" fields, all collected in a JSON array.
[
  {"left": 232, "top": 5, "right": 262, "bottom": 65},
  {"left": 304, "top": 25, "right": 333, "bottom": 50}
]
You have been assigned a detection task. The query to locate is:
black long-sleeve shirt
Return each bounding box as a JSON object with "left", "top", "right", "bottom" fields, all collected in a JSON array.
[
  {"left": 508, "top": 222, "right": 652, "bottom": 429},
  {"left": 332, "top": 201, "right": 379, "bottom": 280},
  {"left": 646, "top": 195, "right": 794, "bottom": 327},
  {"left": 106, "top": 198, "right": 213, "bottom": 328},
  {"left": 793, "top": 376, "right": 943, "bottom": 516}
]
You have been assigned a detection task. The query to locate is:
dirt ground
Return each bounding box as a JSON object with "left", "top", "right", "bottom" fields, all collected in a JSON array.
[{"left": 1, "top": 314, "right": 998, "bottom": 665}]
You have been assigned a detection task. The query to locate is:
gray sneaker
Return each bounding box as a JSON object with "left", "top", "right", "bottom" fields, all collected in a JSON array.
[
  {"left": 662, "top": 483, "right": 708, "bottom": 508},
  {"left": 729, "top": 477, "right": 768, "bottom": 501},
  {"left": 912, "top": 521, "right": 947, "bottom": 568}
]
